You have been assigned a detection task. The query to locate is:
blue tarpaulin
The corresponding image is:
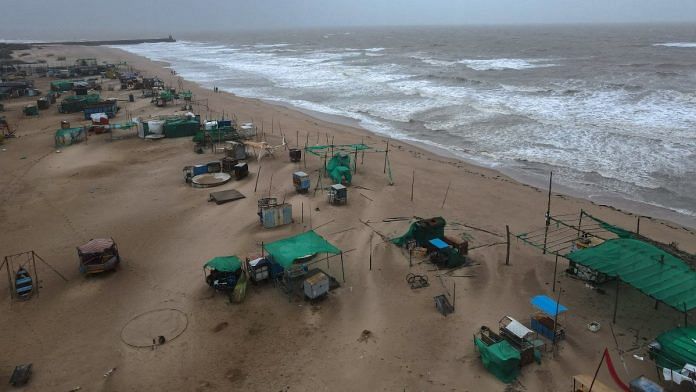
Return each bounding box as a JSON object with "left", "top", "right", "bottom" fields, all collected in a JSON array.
[
  {"left": 531, "top": 295, "right": 568, "bottom": 317},
  {"left": 429, "top": 238, "right": 449, "bottom": 249}
]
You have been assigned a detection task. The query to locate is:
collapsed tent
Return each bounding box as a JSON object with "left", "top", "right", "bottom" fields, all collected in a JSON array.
[
  {"left": 327, "top": 153, "right": 352, "bottom": 185},
  {"left": 474, "top": 338, "right": 521, "bottom": 383},
  {"left": 567, "top": 238, "right": 696, "bottom": 312},
  {"left": 55, "top": 127, "right": 86, "bottom": 147},
  {"left": 51, "top": 80, "right": 74, "bottom": 92},
  {"left": 392, "top": 217, "right": 446, "bottom": 247},
  {"left": 263, "top": 230, "right": 341, "bottom": 269}
]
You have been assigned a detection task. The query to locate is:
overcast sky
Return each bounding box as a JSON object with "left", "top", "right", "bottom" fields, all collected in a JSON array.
[{"left": 2, "top": 0, "right": 696, "bottom": 39}]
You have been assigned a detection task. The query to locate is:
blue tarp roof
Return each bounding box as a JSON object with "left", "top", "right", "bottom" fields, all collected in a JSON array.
[
  {"left": 531, "top": 295, "right": 568, "bottom": 317},
  {"left": 429, "top": 238, "right": 449, "bottom": 249}
]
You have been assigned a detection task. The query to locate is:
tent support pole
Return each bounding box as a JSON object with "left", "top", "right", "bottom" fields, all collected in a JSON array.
[
  {"left": 552, "top": 254, "right": 558, "bottom": 292},
  {"left": 2, "top": 258, "right": 11, "bottom": 299},
  {"left": 383, "top": 140, "right": 389, "bottom": 174},
  {"left": 340, "top": 252, "right": 345, "bottom": 283},
  {"left": 578, "top": 209, "right": 584, "bottom": 238},
  {"left": 543, "top": 171, "right": 553, "bottom": 254},
  {"left": 636, "top": 216, "right": 641, "bottom": 235},
  {"left": 505, "top": 225, "right": 511, "bottom": 266},
  {"left": 589, "top": 349, "right": 606, "bottom": 392},
  {"left": 369, "top": 234, "right": 373, "bottom": 271},
  {"left": 613, "top": 277, "right": 620, "bottom": 324},
  {"left": 31, "top": 251, "right": 39, "bottom": 297}
]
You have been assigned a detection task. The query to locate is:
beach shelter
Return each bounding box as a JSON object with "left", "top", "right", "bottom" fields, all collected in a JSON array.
[
  {"left": 203, "top": 256, "right": 242, "bottom": 292},
  {"left": 567, "top": 238, "right": 696, "bottom": 315},
  {"left": 650, "top": 327, "right": 696, "bottom": 371},
  {"left": 263, "top": 230, "right": 344, "bottom": 281},
  {"left": 530, "top": 295, "right": 568, "bottom": 342},
  {"left": 474, "top": 337, "right": 521, "bottom": 383},
  {"left": 326, "top": 152, "right": 352, "bottom": 185}
]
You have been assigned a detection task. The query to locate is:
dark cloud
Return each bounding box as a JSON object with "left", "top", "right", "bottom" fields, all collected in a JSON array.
[{"left": 2, "top": 0, "right": 696, "bottom": 40}]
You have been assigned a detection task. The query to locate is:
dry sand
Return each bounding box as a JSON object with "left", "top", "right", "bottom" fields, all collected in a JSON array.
[{"left": 1, "top": 45, "right": 695, "bottom": 391}]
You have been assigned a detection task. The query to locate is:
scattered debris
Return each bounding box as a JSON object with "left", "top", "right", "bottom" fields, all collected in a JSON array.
[
  {"left": 208, "top": 189, "right": 245, "bottom": 205},
  {"left": 10, "top": 363, "right": 32, "bottom": 387},
  {"left": 103, "top": 367, "right": 116, "bottom": 378},
  {"left": 69, "top": 387, "right": 81, "bottom": 392},
  {"left": 406, "top": 273, "right": 429, "bottom": 289},
  {"left": 357, "top": 329, "right": 374, "bottom": 343},
  {"left": 588, "top": 321, "right": 601, "bottom": 332},
  {"left": 212, "top": 321, "right": 229, "bottom": 333},
  {"left": 434, "top": 294, "right": 454, "bottom": 316}
]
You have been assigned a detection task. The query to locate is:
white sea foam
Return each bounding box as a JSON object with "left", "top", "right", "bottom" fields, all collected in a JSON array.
[
  {"left": 654, "top": 42, "right": 696, "bottom": 48},
  {"left": 458, "top": 58, "right": 556, "bottom": 70}
]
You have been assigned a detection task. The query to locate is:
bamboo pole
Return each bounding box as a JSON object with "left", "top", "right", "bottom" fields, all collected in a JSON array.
[
  {"left": 254, "top": 166, "right": 261, "bottom": 192},
  {"left": 383, "top": 140, "right": 389, "bottom": 173},
  {"left": 410, "top": 169, "right": 415, "bottom": 202},
  {"left": 506, "top": 225, "right": 511, "bottom": 266},
  {"left": 543, "top": 171, "right": 553, "bottom": 254},
  {"left": 441, "top": 180, "right": 451, "bottom": 208}
]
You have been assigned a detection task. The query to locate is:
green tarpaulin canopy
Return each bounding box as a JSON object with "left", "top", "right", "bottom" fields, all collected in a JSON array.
[
  {"left": 204, "top": 256, "right": 241, "bottom": 272},
  {"left": 327, "top": 153, "right": 352, "bottom": 185},
  {"left": 653, "top": 327, "right": 696, "bottom": 370},
  {"left": 474, "top": 338, "right": 521, "bottom": 383},
  {"left": 264, "top": 230, "right": 341, "bottom": 269},
  {"left": 392, "top": 217, "right": 446, "bottom": 247},
  {"left": 567, "top": 238, "right": 696, "bottom": 311}
]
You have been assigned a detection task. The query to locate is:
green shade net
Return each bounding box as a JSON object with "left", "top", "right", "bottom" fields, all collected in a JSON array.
[
  {"left": 582, "top": 212, "right": 635, "bottom": 239},
  {"left": 51, "top": 80, "right": 74, "bottom": 92},
  {"left": 653, "top": 327, "right": 696, "bottom": 370},
  {"left": 55, "top": 127, "right": 86, "bottom": 147},
  {"left": 474, "top": 338, "right": 521, "bottom": 383},
  {"left": 392, "top": 217, "right": 446, "bottom": 247},
  {"left": 204, "top": 256, "right": 241, "bottom": 272},
  {"left": 327, "top": 153, "right": 352, "bottom": 185},
  {"left": 567, "top": 238, "right": 696, "bottom": 311},
  {"left": 163, "top": 118, "right": 199, "bottom": 138},
  {"left": 59, "top": 93, "right": 100, "bottom": 113},
  {"left": 305, "top": 144, "right": 370, "bottom": 156},
  {"left": 264, "top": 230, "right": 341, "bottom": 269}
]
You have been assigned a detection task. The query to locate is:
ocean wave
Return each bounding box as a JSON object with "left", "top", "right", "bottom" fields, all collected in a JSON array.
[
  {"left": 654, "top": 42, "right": 696, "bottom": 48},
  {"left": 458, "top": 58, "right": 557, "bottom": 71}
]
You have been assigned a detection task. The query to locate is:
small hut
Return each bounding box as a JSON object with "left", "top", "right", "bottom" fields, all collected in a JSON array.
[{"left": 77, "top": 238, "right": 120, "bottom": 274}]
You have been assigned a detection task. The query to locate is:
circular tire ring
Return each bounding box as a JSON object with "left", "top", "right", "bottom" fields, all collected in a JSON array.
[{"left": 120, "top": 308, "right": 189, "bottom": 348}]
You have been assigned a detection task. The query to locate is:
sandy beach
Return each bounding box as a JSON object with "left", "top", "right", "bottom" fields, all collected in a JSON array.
[{"left": 1, "top": 44, "right": 695, "bottom": 391}]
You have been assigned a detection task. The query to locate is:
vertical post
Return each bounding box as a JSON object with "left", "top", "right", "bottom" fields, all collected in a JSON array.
[
  {"left": 268, "top": 172, "right": 274, "bottom": 198},
  {"left": 32, "top": 251, "right": 39, "bottom": 297},
  {"left": 354, "top": 146, "right": 358, "bottom": 174},
  {"left": 441, "top": 181, "right": 451, "bottom": 208},
  {"left": 552, "top": 286, "right": 562, "bottom": 347},
  {"left": 543, "top": 171, "right": 553, "bottom": 254},
  {"left": 383, "top": 140, "right": 389, "bottom": 174},
  {"left": 261, "top": 242, "right": 265, "bottom": 258},
  {"left": 613, "top": 277, "right": 620, "bottom": 324},
  {"left": 685, "top": 303, "right": 688, "bottom": 327},
  {"left": 296, "top": 130, "right": 299, "bottom": 147},
  {"left": 303, "top": 142, "right": 307, "bottom": 168},
  {"left": 636, "top": 216, "right": 641, "bottom": 235},
  {"left": 506, "top": 225, "right": 511, "bottom": 266},
  {"left": 254, "top": 166, "right": 262, "bottom": 193},
  {"left": 577, "top": 209, "right": 584, "bottom": 238},
  {"left": 552, "top": 254, "right": 559, "bottom": 292},
  {"left": 340, "top": 252, "right": 345, "bottom": 283},
  {"left": 301, "top": 202, "right": 304, "bottom": 224},
  {"left": 326, "top": 253, "right": 330, "bottom": 270},
  {"left": 369, "top": 234, "right": 373, "bottom": 271},
  {"left": 409, "top": 248, "right": 412, "bottom": 267},
  {"left": 589, "top": 349, "right": 607, "bottom": 392},
  {"left": 410, "top": 170, "right": 415, "bottom": 202},
  {"left": 453, "top": 282, "right": 456, "bottom": 310}
]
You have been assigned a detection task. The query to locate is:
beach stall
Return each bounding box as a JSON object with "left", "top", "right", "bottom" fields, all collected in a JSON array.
[
  {"left": 474, "top": 326, "right": 521, "bottom": 384},
  {"left": 649, "top": 327, "right": 696, "bottom": 385},
  {"left": 530, "top": 294, "right": 568, "bottom": 342},
  {"left": 77, "top": 238, "right": 120, "bottom": 274},
  {"left": 328, "top": 184, "right": 347, "bottom": 205},
  {"left": 257, "top": 197, "right": 292, "bottom": 229},
  {"left": 499, "top": 316, "right": 542, "bottom": 366},
  {"left": 293, "top": 171, "right": 310, "bottom": 193},
  {"left": 203, "top": 256, "right": 242, "bottom": 292},
  {"left": 263, "top": 230, "right": 344, "bottom": 300},
  {"left": 54, "top": 127, "right": 87, "bottom": 148}
]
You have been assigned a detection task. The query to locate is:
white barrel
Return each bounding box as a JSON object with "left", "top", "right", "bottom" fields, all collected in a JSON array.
[
  {"left": 204, "top": 121, "right": 218, "bottom": 131},
  {"left": 147, "top": 120, "right": 163, "bottom": 134}
]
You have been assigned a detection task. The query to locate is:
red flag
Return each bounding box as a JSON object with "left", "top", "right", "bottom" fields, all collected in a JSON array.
[{"left": 603, "top": 348, "right": 630, "bottom": 392}]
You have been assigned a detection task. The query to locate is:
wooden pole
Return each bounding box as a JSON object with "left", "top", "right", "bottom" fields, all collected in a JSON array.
[
  {"left": 354, "top": 146, "right": 358, "bottom": 174},
  {"left": 506, "top": 225, "right": 511, "bottom": 266},
  {"left": 613, "top": 277, "right": 620, "bottom": 324},
  {"left": 552, "top": 286, "right": 562, "bottom": 347},
  {"left": 268, "top": 172, "right": 274, "bottom": 198},
  {"left": 383, "top": 140, "right": 389, "bottom": 173},
  {"left": 32, "top": 251, "right": 39, "bottom": 297},
  {"left": 636, "top": 216, "right": 641, "bottom": 235},
  {"left": 578, "top": 209, "right": 584, "bottom": 238},
  {"left": 589, "top": 349, "right": 607, "bottom": 392},
  {"left": 409, "top": 248, "right": 412, "bottom": 267},
  {"left": 453, "top": 282, "right": 456, "bottom": 310},
  {"left": 326, "top": 253, "right": 330, "bottom": 270},
  {"left": 3, "top": 258, "right": 12, "bottom": 299},
  {"left": 340, "top": 252, "right": 345, "bottom": 283},
  {"left": 296, "top": 130, "right": 299, "bottom": 147},
  {"left": 552, "top": 254, "right": 559, "bottom": 292},
  {"left": 301, "top": 202, "right": 304, "bottom": 224},
  {"left": 543, "top": 171, "right": 553, "bottom": 254},
  {"left": 410, "top": 169, "right": 415, "bottom": 202},
  {"left": 254, "top": 166, "right": 262, "bottom": 192},
  {"left": 441, "top": 180, "right": 451, "bottom": 208},
  {"left": 369, "top": 234, "right": 373, "bottom": 271}
]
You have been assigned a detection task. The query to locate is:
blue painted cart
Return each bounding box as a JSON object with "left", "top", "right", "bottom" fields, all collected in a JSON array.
[{"left": 530, "top": 295, "right": 568, "bottom": 342}]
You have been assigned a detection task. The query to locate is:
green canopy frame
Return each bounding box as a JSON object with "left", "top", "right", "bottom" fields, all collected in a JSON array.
[{"left": 263, "top": 230, "right": 345, "bottom": 282}]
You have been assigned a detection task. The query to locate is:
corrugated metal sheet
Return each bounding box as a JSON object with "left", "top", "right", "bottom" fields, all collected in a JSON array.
[{"left": 78, "top": 238, "right": 114, "bottom": 254}]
